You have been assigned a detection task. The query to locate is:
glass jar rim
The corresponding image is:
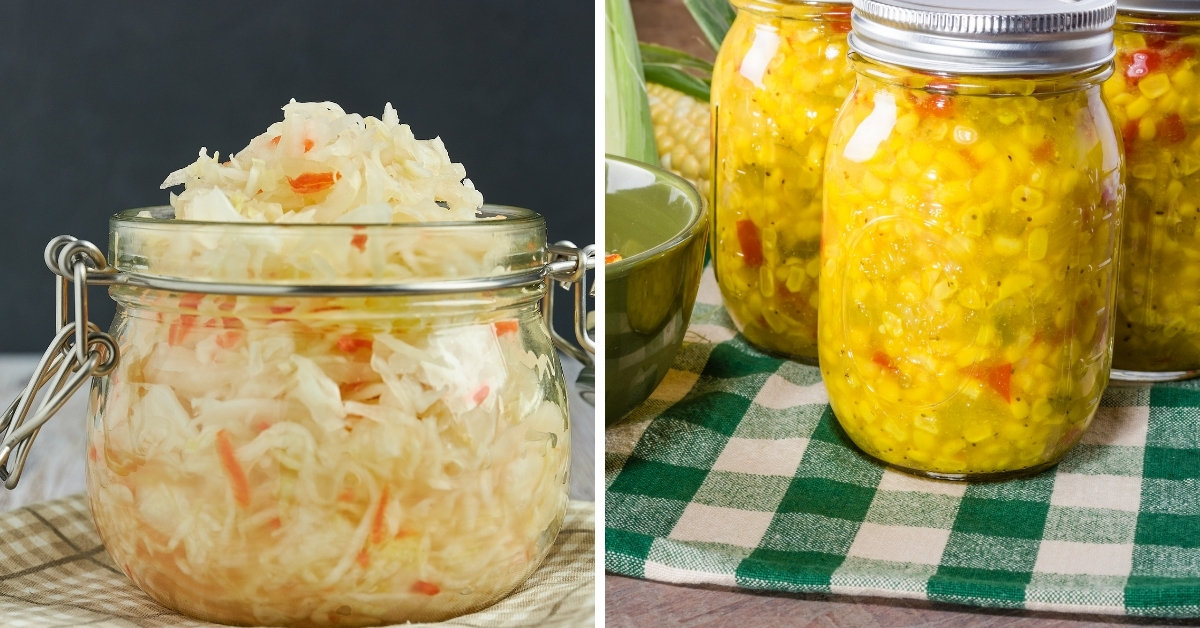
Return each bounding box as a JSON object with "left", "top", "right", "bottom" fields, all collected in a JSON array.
[
  {"left": 731, "top": 0, "right": 851, "bottom": 18},
  {"left": 107, "top": 204, "right": 550, "bottom": 294},
  {"left": 849, "top": 52, "right": 1115, "bottom": 94}
]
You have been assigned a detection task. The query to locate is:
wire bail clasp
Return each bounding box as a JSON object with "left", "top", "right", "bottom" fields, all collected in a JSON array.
[
  {"left": 544, "top": 241, "right": 596, "bottom": 365},
  {"left": 0, "top": 236, "right": 118, "bottom": 488}
]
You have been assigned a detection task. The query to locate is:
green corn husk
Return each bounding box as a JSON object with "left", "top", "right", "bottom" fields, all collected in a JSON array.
[{"left": 605, "top": 0, "right": 658, "bottom": 164}]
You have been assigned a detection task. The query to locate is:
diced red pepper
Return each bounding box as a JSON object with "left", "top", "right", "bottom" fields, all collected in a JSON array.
[
  {"left": 736, "top": 220, "right": 763, "bottom": 267},
  {"left": 1032, "top": 140, "right": 1055, "bottom": 162},
  {"left": 965, "top": 363, "right": 1012, "bottom": 403},
  {"left": 216, "top": 430, "right": 251, "bottom": 507},
  {"left": 826, "top": 8, "right": 851, "bottom": 33},
  {"left": 915, "top": 94, "right": 955, "bottom": 118},
  {"left": 493, "top": 320, "right": 519, "bottom": 336},
  {"left": 1125, "top": 49, "right": 1162, "bottom": 81},
  {"left": 286, "top": 171, "right": 339, "bottom": 194},
  {"left": 351, "top": 229, "right": 368, "bottom": 252},
  {"left": 872, "top": 350, "right": 897, "bottom": 372},
  {"left": 1165, "top": 46, "right": 1196, "bottom": 67},
  {"left": 337, "top": 336, "right": 373, "bottom": 353},
  {"left": 605, "top": 253, "right": 623, "bottom": 264},
  {"left": 1162, "top": 113, "right": 1188, "bottom": 144},
  {"left": 411, "top": 581, "right": 440, "bottom": 596}
]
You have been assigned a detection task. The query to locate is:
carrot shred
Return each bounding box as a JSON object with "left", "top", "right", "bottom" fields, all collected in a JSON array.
[
  {"left": 493, "top": 320, "right": 519, "bottom": 336},
  {"left": 303, "top": 138, "right": 315, "bottom": 152},
  {"left": 605, "top": 253, "right": 623, "bottom": 264},
  {"left": 337, "top": 487, "right": 357, "bottom": 502},
  {"left": 287, "top": 172, "right": 337, "bottom": 194},
  {"left": 270, "top": 305, "right": 295, "bottom": 315},
  {"left": 351, "top": 231, "right": 368, "bottom": 252},
  {"left": 215, "top": 430, "right": 251, "bottom": 507},
  {"left": 269, "top": 135, "right": 280, "bottom": 147},
  {"left": 411, "top": 581, "right": 440, "bottom": 596},
  {"left": 371, "top": 486, "right": 390, "bottom": 544},
  {"left": 338, "top": 336, "right": 373, "bottom": 353},
  {"left": 356, "top": 550, "right": 370, "bottom": 569},
  {"left": 267, "top": 517, "right": 282, "bottom": 530},
  {"left": 168, "top": 315, "right": 198, "bottom": 346},
  {"left": 178, "top": 293, "right": 203, "bottom": 310},
  {"left": 472, "top": 385, "right": 490, "bottom": 406}
]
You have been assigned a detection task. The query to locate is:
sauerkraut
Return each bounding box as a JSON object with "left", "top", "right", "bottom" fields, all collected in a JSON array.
[{"left": 86, "top": 101, "right": 570, "bottom": 626}]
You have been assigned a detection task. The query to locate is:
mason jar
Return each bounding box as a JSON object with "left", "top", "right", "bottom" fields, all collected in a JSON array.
[
  {"left": 0, "top": 206, "right": 593, "bottom": 626},
  {"left": 1107, "top": 1, "right": 1200, "bottom": 380},
  {"left": 820, "top": 0, "right": 1123, "bottom": 479},
  {"left": 710, "top": 0, "right": 854, "bottom": 362}
]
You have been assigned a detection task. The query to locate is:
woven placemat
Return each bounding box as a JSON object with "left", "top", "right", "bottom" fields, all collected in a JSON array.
[
  {"left": 605, "top": 268, "right": 1200, "bottom": 618},
  {"left": 0, "top": 494, "right": 593, "bottom": 627}
]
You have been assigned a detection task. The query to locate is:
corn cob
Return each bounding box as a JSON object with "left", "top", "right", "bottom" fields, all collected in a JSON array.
[{"left": 647, "top": 82, "right": 711, "bottom": 202}]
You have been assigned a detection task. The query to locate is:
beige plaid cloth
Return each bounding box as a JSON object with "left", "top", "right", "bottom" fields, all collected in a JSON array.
[{"left": 0, "top": 494, "right": 594, "bottom": 628}]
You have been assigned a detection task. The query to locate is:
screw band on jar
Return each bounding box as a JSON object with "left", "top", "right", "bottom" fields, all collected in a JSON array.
[
  {"left": 821, "top": 0, "right": 1122, "bottom": 479},
  {"left": 1108, "top": 4, "right": 1200, "bottom": 380},
  {"left": 710, "top": 0, "right": 854, "bottom": 362}
]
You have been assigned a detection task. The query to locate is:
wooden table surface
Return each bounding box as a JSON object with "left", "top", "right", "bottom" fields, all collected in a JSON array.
[{"left": 609, "top": 2, "right": 1200, "bottom": 626}]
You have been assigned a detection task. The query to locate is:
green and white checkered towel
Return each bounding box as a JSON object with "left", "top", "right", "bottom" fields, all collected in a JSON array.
[{"left": 605, "top": 267, "right": 1200, "bottom": 618}]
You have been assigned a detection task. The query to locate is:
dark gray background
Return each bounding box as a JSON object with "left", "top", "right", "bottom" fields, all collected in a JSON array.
[{"left": 0, "top": 1, "right": 594, "bottom": 352}]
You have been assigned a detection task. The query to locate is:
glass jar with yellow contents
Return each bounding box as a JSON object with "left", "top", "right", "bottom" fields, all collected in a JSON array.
[
  {"left": 1107, "top": 2, "right": 1200, "bottom": 381},
  {"left": 710, "top": 0, "right": 854, "bottom": 363},
  {"left": 821, "top": 0, "right": 1123, "bottom": 480}
]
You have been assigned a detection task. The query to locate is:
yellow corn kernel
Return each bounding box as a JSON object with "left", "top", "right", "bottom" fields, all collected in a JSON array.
[
  {"left": 1132, "top": 164, "right": 1158, "bottom": 180},
  {"left": 1172, "top": 66, "right": 1196, "bottom": 90},
  {"left": 1028, "top": 228, "right": 1049, "bottom": 261},
  {"left": 1010, "top": 398, "right": 1031, "bottom": 420},
  {"left": 1139, "top": 117, "right": 1157, "bottom": 141},
  {"left": 1127, "top": 96, "right": 1153, "bottom": 119},
  {"left": 786, "top": 265, "right": 806, "bottom": 292},
  {"left": 760, "top": 266, "right": 775, "bottom": 297},
  {"left": 993, "top": 236, "right": 1023, "bottom": 256},
  {"left": 998, "top": 274, "right": 1034, "bottom": 301},
  {"left": 963, "top": 423, "right": 993, "bottom": 443},
  {"left": 1139, "top": 73, "right": 1172, "bottom": 100},
  {"left": 1011, "top": 186, "right": 1045, "bottom": 210},
  {"left": 958, "top": 288, "right": 985, "bottom": 309}
]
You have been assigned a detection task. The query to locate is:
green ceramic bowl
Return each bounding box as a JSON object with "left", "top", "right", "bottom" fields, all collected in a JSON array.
[{"left": 605, "top": 155, "right": 708, "bottom": 425}]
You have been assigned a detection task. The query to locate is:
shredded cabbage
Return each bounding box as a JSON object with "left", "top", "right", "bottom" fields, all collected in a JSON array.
[
  {"left": 161, "top": 100, "right": 484, "bottom": 224},
  {"left": 86, "top": 102, "right": 569, "bottom": 627}
]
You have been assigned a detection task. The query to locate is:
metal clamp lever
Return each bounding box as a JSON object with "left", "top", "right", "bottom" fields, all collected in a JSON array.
[
  {"left": 0, "top": 237, "right": 118, "bottom": 488},
  {"left": 544, "top": 241, "right": 596, "bottom": 365}
]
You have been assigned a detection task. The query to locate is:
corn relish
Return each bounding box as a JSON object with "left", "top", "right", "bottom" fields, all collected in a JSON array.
[
  {"left": 711, "top": 0, "right": 853, "bottom": 361},
  {"left": 821, "top": 60, "right": 1123, "bottom": 478},
  {"left": 1107, "top": 14, "right": 1200, "bottom": 376}
]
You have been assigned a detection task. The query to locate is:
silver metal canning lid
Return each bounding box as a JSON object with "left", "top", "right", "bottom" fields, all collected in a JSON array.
[
  {"left": 1117, "top": 1, "right": 1200, "bottom": 16},
  {"left": 849, "top": 0, "right": 1117, "bottom": 75}
]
